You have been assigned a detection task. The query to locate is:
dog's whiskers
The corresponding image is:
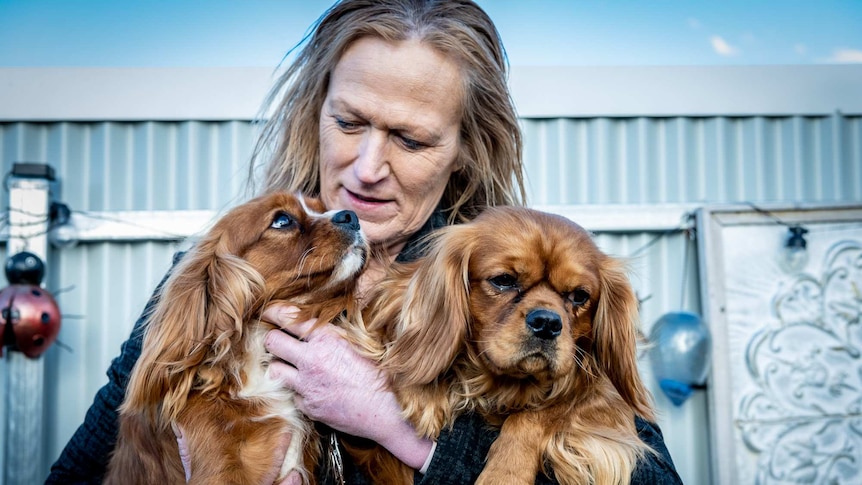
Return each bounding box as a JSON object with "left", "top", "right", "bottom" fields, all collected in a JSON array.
[
  {"left": 571, "top": 347, "right": 598, "bottom": 380},
  {"left": 291, "top": 247, "right": 316, "bottom": 285}
]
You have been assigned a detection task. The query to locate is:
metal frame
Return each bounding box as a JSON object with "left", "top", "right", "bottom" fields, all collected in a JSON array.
[
  {"left": 0, "top": 203, "right": 697, "bottom": 244},
  {"left": 2, "top": 65, "right": 861, "bottom": 121}
]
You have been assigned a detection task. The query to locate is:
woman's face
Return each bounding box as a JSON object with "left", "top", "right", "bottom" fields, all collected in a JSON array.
[{"left": 319, "top": 36, "right": 463, "bottom": 257}]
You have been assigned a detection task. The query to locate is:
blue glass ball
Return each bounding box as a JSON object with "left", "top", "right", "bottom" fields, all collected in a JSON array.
[{"left": 647, "top": 311, "right": 712, "bottom": 406}]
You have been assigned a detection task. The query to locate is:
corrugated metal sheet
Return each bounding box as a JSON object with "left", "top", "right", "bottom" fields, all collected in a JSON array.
[
  {"left": 6, "top": 116, "right": 857, "bottom": 211},
  {"left": 522, "top": 115, "right": 862, "bottom": 205},
  {"left": 1, "top": 121, "right": 257, "bottom": 212},
  {"left": 1, "top": 111, "right": 860, "bottom": 484}
]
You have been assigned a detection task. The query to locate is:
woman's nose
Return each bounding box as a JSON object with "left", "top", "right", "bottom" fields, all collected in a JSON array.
[{"left": 352, "top": 131, "right": 390, "bottom": 184}]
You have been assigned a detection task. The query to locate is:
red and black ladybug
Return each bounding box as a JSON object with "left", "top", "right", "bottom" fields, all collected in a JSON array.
[{"left": 0, "top": 251, "right": 62, "bottom": 358}]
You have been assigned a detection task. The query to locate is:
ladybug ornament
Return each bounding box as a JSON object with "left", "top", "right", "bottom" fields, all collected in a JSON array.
[{"left": 0, "top": 251, "right": 62, "bottom": 358}]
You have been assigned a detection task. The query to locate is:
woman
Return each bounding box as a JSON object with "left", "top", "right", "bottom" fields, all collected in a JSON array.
[{"left": 48, "top": 1, "right": 681, "bottom": 483}]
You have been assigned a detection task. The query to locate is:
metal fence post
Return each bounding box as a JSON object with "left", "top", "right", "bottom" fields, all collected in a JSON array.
[{"left": 2, "top": 163, "right": 55, "bottom": 485}]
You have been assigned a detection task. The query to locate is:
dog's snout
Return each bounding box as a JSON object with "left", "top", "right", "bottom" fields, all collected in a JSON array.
[
  {"left": 332, "top": 210, "right": 360, "bottom": 232},
  {"left": 526, "top": 309, "right": 563, "bottom": 340}
]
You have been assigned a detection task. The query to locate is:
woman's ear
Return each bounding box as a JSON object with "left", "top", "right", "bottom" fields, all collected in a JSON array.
[
  {"left": 382, "top": 226, "right": 474, "bottom": 386},
  {"left": 594, "top": 258, "right": 654, "bottom": 419}
]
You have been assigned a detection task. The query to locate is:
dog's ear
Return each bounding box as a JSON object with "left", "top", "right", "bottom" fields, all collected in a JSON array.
[
  {"left": 123, "top": 216, "right": 264, "bottom": 427},
  {"left": 382, "top": 226, "right": 474, "bottom": 386},
  {"left": 594, "top": 258, "right": 654, "bottom": 420}
]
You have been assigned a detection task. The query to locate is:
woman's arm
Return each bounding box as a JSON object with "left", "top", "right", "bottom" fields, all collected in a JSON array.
[
  {"left": 418, "top": 414, "right": 683, "bottom": 485},
  {"left": 415, "top": 412, "right": 496, "bottom": 484},
  {"left": 630, "top": 417, "right": 684, "bottom": 485}
]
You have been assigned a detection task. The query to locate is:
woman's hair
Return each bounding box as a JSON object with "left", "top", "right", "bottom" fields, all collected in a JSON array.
[{"left": 249, "top": 0, "right": 526, "bottom": 223}]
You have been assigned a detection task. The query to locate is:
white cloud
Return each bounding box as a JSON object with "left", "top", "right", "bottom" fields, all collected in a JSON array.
[
  {"left": 687, "top": 18, "right": 701, "bottom": 30},
  {"left": 711, "top": 36, "right": 738, "bottom": 56},
  {"left": 826, "top": 48, "right": 862, "bottom": 63}
]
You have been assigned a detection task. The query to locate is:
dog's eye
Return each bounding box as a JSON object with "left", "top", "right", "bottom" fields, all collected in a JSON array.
[
  {"left": 489, "top": 274, "right": 518, "bottom": 291},
  {"left": 270, "top": 212, "right": 296, "bottom": 230},
  {"left": 568, "top": 289, "right": 590, "bottom": 306}
]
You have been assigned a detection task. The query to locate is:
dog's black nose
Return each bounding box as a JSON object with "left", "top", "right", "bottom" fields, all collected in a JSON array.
[
  {"left": 332, "top": 210, "right": 360, "bottom": 231},
  {"left": 526, "top": 309, "right": 563, "bottom": 340}
]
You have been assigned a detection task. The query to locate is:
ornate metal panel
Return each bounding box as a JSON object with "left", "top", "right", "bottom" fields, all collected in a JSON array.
[{"left": 698, "top": 204, "right": 862, "bottom": 485}]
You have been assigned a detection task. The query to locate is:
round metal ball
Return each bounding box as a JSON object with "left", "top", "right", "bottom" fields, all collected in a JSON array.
[{"left": 5, "top": 251, "right": 45, "bottom": 285}]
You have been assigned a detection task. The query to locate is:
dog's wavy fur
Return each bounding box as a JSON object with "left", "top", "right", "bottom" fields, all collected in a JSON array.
[
  {"left": 105, "top": 192, "right": 368, "bottom": 485},
  {"left": 347, "top": 206, "right": 655, "bottom": 485}
]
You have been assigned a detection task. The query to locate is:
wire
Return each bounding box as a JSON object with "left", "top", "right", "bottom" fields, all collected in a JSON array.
[
  {"left": 50, "top": 285, "right": 77, "bottom": 297},
  {"left": 628, "top": 227, "right": 683, "bottom": 258},
  {"left": 1, "top": 206, "right": 191, "bottom": 242},
  {"left": 745, "top": 201, "right": 794, "bottom": 227},
  {"left": 627, "top": 211, "right": 696, "bottom": 259},
  {"left": 70, "top": 209, "right": 190, "bottom": 239},
  {"left": 620, "top": 211, "right": 696, "bottom": 314},
  {"left": 680, "top": 227, "right": 693, "bottom": 309}
]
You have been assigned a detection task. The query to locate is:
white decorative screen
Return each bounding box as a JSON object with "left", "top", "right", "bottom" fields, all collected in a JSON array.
[{"left": 698, "top": 205, "right": 862, "bottom": 485}]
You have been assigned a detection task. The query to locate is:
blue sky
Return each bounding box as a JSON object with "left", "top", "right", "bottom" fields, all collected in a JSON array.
[{"left": 1, "top": 0, "right": 861, "bottom": 67}]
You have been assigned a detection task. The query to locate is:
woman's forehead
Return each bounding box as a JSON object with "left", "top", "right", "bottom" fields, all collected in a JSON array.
[{"left": 327, "top": 37, "right": 463, "bottom": 128}]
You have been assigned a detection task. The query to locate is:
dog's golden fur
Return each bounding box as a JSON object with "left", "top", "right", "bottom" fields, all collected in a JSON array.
[
  {"left": 105, "top": 192, "right": 368, "bottom": 485},
  {"left": 348, "top": 206, "right": 655, "bottom": 485}
]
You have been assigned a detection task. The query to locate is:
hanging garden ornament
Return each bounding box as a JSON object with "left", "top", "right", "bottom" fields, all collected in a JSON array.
[
  {"left": 5, "top": 250, "right": 45, "bottom": 285},
  {"left": 647, "top": 311, "right": 712, "bottom": 406},
  {"left": 0, "top": 251, "right": 62, "bottom": 358}
]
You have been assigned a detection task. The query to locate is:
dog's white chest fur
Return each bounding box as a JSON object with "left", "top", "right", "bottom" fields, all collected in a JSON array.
[{"left": 240, "top": 325, "right": 309, "bottom": 480}]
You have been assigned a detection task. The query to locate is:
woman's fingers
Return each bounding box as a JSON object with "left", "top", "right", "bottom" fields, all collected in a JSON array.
[
  {"left": 261, "top": 304, "right": 300, "bottom": 330},
  {"left": 264, "top": 305, "right": 346, "bottom": 374},
  {"left": 259, "top": 431, "right": 296, "bottom": 485},
  {"left": 262, "top": 304, "right": 313, "bottom": 371},
  {"left": 171, "top": 422, "right": 192, "bottom": 482},
  {"left": 260, "top": 304, "right": 324, "bottom": 339},
  {"left": 265, "top": 326, "right": 343, "bottom": 396},
  {"left": 277, "top": 471, "right": 303, "bottom": 485},
  {"left": 267, "top": 357, "right": 300, "bottom": 390}
]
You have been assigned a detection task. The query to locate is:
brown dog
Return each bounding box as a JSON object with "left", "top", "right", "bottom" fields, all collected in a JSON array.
[
  {"left": 105, "top": 192, "right": 368, "bottom": 485},
  {"left": 350, "top": 206, "right": 655, "bottom": 485}
]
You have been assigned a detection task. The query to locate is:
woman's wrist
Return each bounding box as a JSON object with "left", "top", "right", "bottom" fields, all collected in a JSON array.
[
  {"left": 377, "top": 415, "right": 435, "bottom": 470},
  {"left": 372, "top": 390, "right": 434, "bottom": 470}
]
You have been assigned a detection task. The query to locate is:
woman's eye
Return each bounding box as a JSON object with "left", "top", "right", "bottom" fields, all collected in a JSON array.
[
  {"left": 568, "top": 289, "right": 590, "bottom": 306},
  {"left": 335, "top": 117, "right": 360, "bottom": 131},
  {"left": 489, "top": 274, "right": 518, "bottom": 291},
  {"left": 270, "top": 212, "right": 296, "bottom": 230},
  {"left": 398, "top": 134, "right": 424, "bottom": 151}
]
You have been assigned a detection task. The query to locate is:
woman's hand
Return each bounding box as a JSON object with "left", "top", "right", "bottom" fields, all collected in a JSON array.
[
  {"left": 172, "top": 422, "right": 301, "bottom": 485},
  {"left": 262, "top": 304, "right": 434, "bottom": 470}
]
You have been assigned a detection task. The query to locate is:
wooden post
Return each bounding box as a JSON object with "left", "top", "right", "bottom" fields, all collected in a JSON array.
[{"left": 2, "top": 163, "right": 54, "bottom": 485}]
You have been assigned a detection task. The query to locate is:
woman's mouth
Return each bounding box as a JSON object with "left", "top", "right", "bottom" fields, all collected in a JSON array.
[{"left": 346, "top": 189, "right": 389, "bottom": 205}]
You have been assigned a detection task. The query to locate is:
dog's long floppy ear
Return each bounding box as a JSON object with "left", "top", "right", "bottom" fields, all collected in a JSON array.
[
  {"left": 122, "top": 217, "right": 265, "bottom": 427},
  {"left": 594, "top": 258, "right": 654, "bottom": 420},
  {"left": 382, "top": 226, "right": 474, "bottom": 386}
]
